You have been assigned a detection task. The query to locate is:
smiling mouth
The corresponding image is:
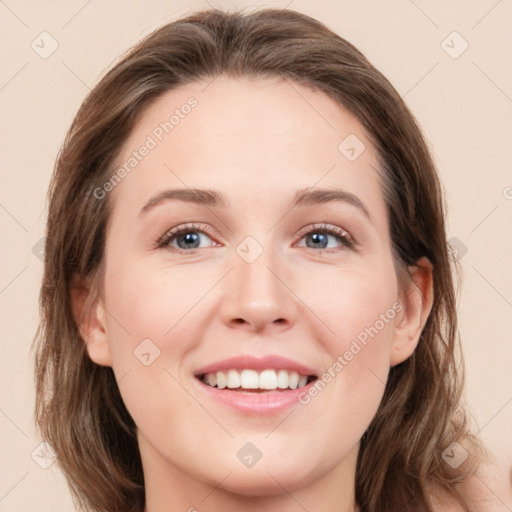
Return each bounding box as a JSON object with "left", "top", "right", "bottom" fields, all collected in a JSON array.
[{"left": 196, "top": 368, "right": 318, "bottom": 393}]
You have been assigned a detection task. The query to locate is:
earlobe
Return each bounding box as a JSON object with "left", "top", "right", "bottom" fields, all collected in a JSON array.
[
  {"left": 390, "top": 257, "right": 434, "bottom": 367},
  {"left": 70, "top": 275, "right": 113, "bottom": 367}
]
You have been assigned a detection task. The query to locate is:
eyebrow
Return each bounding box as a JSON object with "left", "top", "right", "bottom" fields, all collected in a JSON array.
[
  {"left": 139, "top": 188, "right": 227, "bottom": 215},
  {"left": 139, "top": 187, "right": 370, "bottom": 219},
  {"left": 291, "top": 188, "right": 370, "bottom": 219}
]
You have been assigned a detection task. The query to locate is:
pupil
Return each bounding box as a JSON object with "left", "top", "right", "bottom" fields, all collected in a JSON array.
[
  {"left": 310, "top": 232, "right": 327, "bottom": 248},
  {"left": 179, "top": 232, "right": 199, "bottom": 248}
]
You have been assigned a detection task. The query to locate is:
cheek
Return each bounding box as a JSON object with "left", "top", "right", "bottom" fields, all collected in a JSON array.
[
  {"left": 299, "top": 262, "right": 399, "bottom": 358},
  {"left": 330, "top": 284, "right": 397, "bottom": 370},
  {"left": 297, "top": 264, "right": 399, "bottom": 415},
  {"left": 280, "top": 266, "right": 400, "bottom": 481},
  {"left": 100, "top": 263, "right": 203, "bottom": 444},
  {"left": 102, "top": 258, "right": 205, "bottom": 362}
]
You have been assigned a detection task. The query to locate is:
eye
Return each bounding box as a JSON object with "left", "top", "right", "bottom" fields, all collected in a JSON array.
[
  {"left": 295, "top": 223, "right": 355, "bottom": 252},
  {"left": 156, "top": 223, "right": 220, "bottom": 254},
  {"left": 156, "top": 222, "right": 355, "bottom": 255}
]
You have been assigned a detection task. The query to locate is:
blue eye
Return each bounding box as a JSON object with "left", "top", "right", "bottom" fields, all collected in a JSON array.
[
  {"left": 304, "top": 232, "right": 341, "bottom": 249},
  {"left": 297, "top": 224, "right": 355, "bottom": 251},
  {"left": 157, "top": 222, "right": 355, "bottom": 254},
  {"left": 168, "top": 230, "right": 202, "bottom": 250},
  {"left": 157, "top": 223, "right": 217, "bottom": 253}
]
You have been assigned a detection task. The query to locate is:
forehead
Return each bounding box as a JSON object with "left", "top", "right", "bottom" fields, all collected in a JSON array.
[{"left": 109, "top": 76, "right": 385, "bottom": 220}]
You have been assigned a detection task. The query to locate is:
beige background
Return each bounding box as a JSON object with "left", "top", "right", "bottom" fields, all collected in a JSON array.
[{"left": 1, "top": 0, "right": 511, "bottom": 510}]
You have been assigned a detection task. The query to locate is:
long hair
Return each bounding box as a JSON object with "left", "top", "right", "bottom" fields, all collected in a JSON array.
[{"left": 33, "top": 7, "right": 486, "bottom": 511}]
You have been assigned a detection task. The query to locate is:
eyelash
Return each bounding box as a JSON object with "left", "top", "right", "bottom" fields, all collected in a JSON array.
[{"left": 156, "top": 222, "right": 355, "bottom": 254}]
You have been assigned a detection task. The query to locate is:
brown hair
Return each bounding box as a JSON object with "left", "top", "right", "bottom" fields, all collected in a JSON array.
[{"left": 33, "top": 7, "right": 487, "bottom": 512}]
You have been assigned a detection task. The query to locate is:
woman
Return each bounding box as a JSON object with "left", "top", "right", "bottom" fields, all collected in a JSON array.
[{"left": 33, "top": 7, "right": 492, "bottom": 512}]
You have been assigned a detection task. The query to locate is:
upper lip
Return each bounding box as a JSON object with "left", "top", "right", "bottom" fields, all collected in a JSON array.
[{"left": 194, "top": 355, "right": 318, "bottom": 377}]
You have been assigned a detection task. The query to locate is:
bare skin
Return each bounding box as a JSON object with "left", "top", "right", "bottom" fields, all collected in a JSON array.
[{"left": 74, "top": 76, "right": 434, "bottom": 512}]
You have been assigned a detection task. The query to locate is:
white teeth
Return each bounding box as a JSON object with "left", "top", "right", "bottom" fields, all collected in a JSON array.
[
  {"left": 226, "top": 369, "right": 241, "bottom": 388},
  {"left": 288, "top": 371, "right": 299, "bottom": 390},
  {"left": 207, "top": 373, "right": 217, "bottom": 387},
  {"left": 259, "top": 369, "right": 277, "bottom": 389},
  {"left": 277, "top": 369, "right": 289, "bottom": 389},
  {"left": 201, "top": 369, "right": 313, "bottom": 391},
  {"left": 216, "top": 371, "right": 227, "bottom": 389},
  {"left": 240, "top": 369, "right": 259, "bottom": 389}
]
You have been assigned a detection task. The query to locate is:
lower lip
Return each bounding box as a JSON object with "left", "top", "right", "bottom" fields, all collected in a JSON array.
[{"left": 194, "top": 378, "right": 317, "bottom": 415}]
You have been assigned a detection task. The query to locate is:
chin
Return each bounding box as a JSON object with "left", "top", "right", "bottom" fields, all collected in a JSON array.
[
  {"left": 218, "top": 470, "right": 307, "bottom": 497},
  {"left": 204, "top": 455, "right": 321, "bottom": 497}
]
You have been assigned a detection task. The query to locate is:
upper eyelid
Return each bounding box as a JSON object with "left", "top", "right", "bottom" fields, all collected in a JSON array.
[
  {"left": 296, "top": 223, "right": 350, "bottom": 237},
  {"left": 156, "top": 222, "right": 214, "bottom": 246}
]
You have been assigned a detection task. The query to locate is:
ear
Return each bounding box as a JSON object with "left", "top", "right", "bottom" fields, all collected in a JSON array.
[
  {"left": 390, "top": 256, "right": 434, "bottom": 367},
  {"left": 70, "top": 275, "right": 113, "bottom": 367}
]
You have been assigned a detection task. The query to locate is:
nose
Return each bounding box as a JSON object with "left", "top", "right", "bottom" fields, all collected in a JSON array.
[{"left": 219, "top": 244, "right": 298, "bottom": 335}]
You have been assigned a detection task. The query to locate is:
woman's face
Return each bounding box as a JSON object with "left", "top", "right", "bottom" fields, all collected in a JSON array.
[{"left": 85, "top": 76, "right": 423, "bottom": 498}]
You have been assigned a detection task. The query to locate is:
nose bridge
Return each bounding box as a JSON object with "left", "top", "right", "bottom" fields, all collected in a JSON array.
[{"left": 220, "top": 234, "right": 297, "bottom": 332}]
